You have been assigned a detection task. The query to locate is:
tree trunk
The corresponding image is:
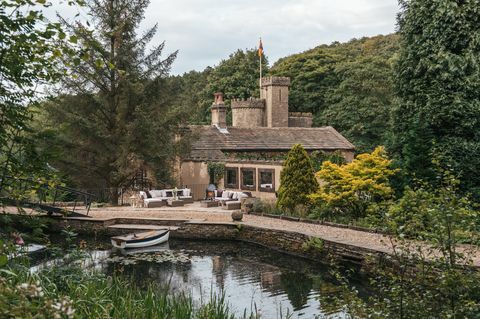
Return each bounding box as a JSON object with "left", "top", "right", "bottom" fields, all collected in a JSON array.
[{"left": 109, "top": 187, "right": 120, "bottom": 206}]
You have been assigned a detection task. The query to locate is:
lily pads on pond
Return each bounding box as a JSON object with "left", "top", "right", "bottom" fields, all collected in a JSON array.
[{"left": 106, "top": 251, "right": 191, "bottom": 265}]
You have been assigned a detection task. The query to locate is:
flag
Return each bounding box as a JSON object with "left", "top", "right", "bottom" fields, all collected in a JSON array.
[{"left": 258, "top": 38, "right": 263, "bottom": 57}]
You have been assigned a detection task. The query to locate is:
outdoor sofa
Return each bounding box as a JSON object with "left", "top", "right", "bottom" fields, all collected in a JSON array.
[
  {"left": 213, "top": 190, "right": 249, "bottom": 210},
  {"left": 140, "top": 188, "right": 193, "bottom": 208}
]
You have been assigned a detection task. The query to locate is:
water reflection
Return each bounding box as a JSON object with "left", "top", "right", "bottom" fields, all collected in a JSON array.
[
  {"left": 281, "top": 272, "right": 313, "bottom": 311},
  {"left": 35, "top": 239, "right": 359, "bottom": 318}
]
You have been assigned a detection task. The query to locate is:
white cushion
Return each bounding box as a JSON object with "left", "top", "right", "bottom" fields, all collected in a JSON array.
[
  {"left": 143, "top": 198, "right": 163, "bottom": 204},
  {"left": 183, "top": 188, "right": 191, "bottom": 197},
  {"left": 231, "top": 192, "right": 239, "bottom": 200},
  {"left": 238, "top": 193, "right": 248, "bottom": 199},
  {"left": 139, "top": 191, "right": 147, "bottom": 199},
  {"left": 149, "top": 190, "right": 163, "bottom": 198},
  {"left": 222, "top": 191, "right": 230, "bottom": 199}
]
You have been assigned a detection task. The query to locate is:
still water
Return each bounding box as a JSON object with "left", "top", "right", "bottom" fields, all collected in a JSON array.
[{"left": 37, "top": 239, "right": 363, "bottom": 318}]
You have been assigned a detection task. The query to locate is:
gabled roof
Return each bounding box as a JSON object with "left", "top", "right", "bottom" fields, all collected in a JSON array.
[{"left": 185, "top": 125, "right": 355, "bottom": 161}]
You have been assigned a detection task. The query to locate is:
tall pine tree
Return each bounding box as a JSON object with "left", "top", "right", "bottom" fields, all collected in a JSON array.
[
  {"left": 391, "top": 0, "right": 480, "bottom": 196},
  {"left": 37, "top": 0, "right": 182, "bottom": 204}
]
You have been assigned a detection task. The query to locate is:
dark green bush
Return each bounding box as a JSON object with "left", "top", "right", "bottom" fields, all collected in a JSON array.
[{"left": 277, "top": 144, "right": 319, "bottom": 213}]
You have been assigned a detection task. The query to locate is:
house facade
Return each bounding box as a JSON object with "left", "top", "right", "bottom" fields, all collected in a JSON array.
[{"left": 178, "top": 76, "right": 355, "bottom": 200}]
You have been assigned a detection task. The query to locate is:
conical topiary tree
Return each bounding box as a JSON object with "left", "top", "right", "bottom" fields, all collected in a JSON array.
[{"left": 277, "top": 144, "right": 319, "bottom": 213}]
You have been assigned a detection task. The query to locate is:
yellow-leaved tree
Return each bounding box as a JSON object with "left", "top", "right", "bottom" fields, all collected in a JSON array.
[{"left": 310, "top": 146, "right": 398, "bottom": 219}]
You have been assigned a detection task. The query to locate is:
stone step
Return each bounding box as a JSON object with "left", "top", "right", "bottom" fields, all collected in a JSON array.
[{"left": 107, "top": 224, "right": 179, "bottom": 231}]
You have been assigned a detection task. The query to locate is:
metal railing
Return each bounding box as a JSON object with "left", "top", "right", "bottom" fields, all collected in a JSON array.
[{"left": 0, "top": 176, "right": 95, "bottom": 217}]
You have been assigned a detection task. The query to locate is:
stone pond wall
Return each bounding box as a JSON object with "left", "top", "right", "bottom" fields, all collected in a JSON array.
[{"left": 45, "top": 217, "right": 384, "bottom": 270}]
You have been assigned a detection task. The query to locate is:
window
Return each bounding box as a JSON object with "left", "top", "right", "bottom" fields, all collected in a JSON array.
[
  {"left": 258, "top": 169, "right": 275, "bottom": 192},
  {"left": 225, "top": 167, "right": 238, "bottom": 189},
  {"left": 241, "top": 168, "right": 256, "bottom": 191}
]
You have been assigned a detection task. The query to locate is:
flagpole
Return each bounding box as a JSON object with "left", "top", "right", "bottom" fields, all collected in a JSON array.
[{"left": 259, "top": 37, "right": 262, "bottom": 96}]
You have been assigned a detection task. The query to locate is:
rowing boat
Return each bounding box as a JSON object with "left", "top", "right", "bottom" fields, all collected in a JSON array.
[{"left": 110, "top": 230, "right": 170, "bottom": 249}]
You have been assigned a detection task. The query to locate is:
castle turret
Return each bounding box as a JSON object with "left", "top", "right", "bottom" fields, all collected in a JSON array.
[
  {"left": 261, "top": 77, "right": 290, "bottom": 128},
  {"left": 210, "top": 92, "right": 227, "bottom": 128},
  {"left": 231, "top": 97, "right": 265, "bottom": 128}
]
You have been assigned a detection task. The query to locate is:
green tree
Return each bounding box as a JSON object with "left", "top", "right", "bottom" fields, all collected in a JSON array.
[
  {"left": 271, "top": 34, "right": 399, "bottom": 118},
  {"left": 167, "top": 69, "right": 212, "bottom": 125},
  {"left": 391, "top": 0, "right": 480, "bottom": 197},
  {"left": 319, "top": 55, "right": 395, "bottom": 153},
  {"left": 0, "top": 0, "right": 82, "bottom": 203},
  {"left": 36, "top": 0, "right": 181, "bottom": 204},
  {"left": 277, "top": 144, "right": 319, "bottom": 213},
  {"left": 208, "top": 48, "right": 268, "bottom": 101}
]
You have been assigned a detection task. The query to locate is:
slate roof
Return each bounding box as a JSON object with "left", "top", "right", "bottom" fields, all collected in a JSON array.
[{"left": 186, "top": 125, "right": 355, "bottom": 161}]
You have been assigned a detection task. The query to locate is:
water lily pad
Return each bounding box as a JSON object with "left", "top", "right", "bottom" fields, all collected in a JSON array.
[{"left": 106, "top": 251, "right": 191, "bottom": 265}]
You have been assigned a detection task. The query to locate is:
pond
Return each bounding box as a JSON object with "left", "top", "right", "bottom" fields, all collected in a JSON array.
[{"left": 34, "top": 239, "right": 366, "bottom": 318}]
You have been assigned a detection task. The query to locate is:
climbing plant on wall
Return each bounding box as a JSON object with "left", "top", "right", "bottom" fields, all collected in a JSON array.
[{"left": 207, "top": 162, "right": 225, "bottom": 185}]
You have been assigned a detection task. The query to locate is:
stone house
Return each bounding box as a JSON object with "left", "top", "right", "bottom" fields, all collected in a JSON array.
[{"left": 178, "top": 76, "right": 355, "bottom": 200}]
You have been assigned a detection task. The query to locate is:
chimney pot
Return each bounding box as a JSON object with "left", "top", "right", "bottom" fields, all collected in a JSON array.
[{"left": 214, "top": 92, "right": 224, "bottom": 104}]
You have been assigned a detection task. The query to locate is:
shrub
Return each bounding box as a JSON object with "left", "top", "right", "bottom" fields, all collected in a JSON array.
[
  {"left": 310, "top": 146, "right": 397, "bottom": 219},
  {"left": 252, "top": 198, "right": 284, "bottom": 215},
  {"left": 277, "top": 144, "right": 319, "bottom": 213},
  {"left": 386, "top": 169, "right": 479, "bottom": 245}
]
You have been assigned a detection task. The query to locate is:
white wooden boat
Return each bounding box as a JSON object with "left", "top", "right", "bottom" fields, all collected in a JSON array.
[
  {"left": 111, "top": 230, "right": 170, "bottom": 249},
  {"left": 119, "top": 242, "right": 170, "bottom": 255}
]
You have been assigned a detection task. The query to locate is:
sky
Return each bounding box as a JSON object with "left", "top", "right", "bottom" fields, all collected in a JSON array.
[{"left": 50, "top": 0, "right": 399, "bottom": 75}]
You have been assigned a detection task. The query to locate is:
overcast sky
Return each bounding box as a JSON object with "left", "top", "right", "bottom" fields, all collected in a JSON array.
[{"left": 50, "top": 0, "right": 399, "bottom": 75}]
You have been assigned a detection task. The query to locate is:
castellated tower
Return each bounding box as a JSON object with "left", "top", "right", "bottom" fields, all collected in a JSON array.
[
  {"left": 221, "top": 76, "right": 309, "bottom": 129},
  {"left": 231, "top": 97, "right": 265, "bottom": 128},
  {"left": 261, "top": 76, "right": 290, "bottom": 128}
]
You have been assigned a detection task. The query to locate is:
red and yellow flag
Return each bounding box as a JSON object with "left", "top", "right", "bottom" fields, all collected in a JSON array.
[{"left": 258, "top": 38, "right": 263, "bottom": 57}]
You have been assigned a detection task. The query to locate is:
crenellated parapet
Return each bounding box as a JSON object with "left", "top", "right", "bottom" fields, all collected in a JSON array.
[
  {"left": 231, "top": 97, "right": 265, "bottom": 128},
  {"left": 231, "top": 97, "right": 265, "bottom": 109},
  {"left": 261, "top": 76, "right": 290, "bottom": 87}
]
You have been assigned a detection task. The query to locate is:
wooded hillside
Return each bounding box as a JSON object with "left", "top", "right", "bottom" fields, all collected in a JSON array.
[{"left": 173, "top": 34, "right": 399, "bottom": 154}]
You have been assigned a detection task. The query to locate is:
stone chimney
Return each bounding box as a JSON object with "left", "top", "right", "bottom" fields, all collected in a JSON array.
[{"left": 211, "top": 92, "right": 227, "bottom": 128}]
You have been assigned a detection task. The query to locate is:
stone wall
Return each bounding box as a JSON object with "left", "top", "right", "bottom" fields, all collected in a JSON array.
[
  {"left": 231, "top": 98, "right": 265, "bottom": 128},
  {"left": 180, "top": 161, "right": 210, "bottom": 200},
  {"left": 288, "top": 112, "right": 313, "bottom": 128},
  {"left": 46, "top": 216, "right": 382, "bottom": 269}
]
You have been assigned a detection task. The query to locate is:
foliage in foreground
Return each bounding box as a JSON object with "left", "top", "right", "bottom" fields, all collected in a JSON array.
[
  {"left": 318, "top": 170, "right": 480, "bottom": 319},
  {"left": 0, "top": 0, "right": 82, "bottom": 203},
  {"left": 353, "top": 169, "right": 479, "bottom": 318},
  {"left": 384, "top": 174, "right": 479, "bottom": 245},
  {"left": 0, "top": 259, "right": 259, "bottom": 319},
  {"left": 276, "top": 144, "right": 319, "bottom": 213}
]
